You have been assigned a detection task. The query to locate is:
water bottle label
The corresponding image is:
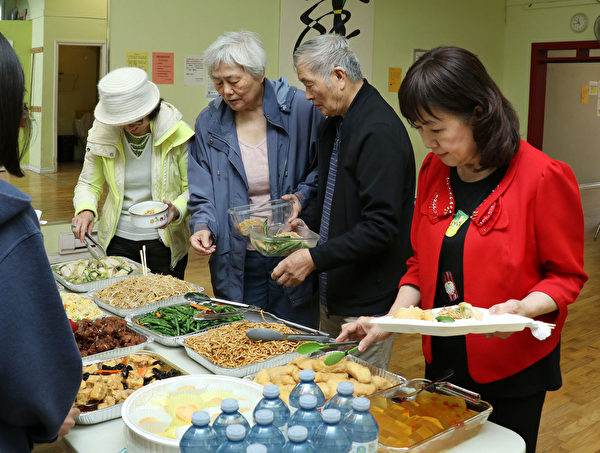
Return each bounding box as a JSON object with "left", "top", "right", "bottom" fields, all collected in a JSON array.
[{"left": 351, "top": 440, "right": 378, "bottom": 453}]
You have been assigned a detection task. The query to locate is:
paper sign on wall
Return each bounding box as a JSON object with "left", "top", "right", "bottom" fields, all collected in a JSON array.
[
  {"left": 184, "top": 55, "right": 205, "bottom": 86},
  {"left": 582, "top": 86, "right": 589, "bottom": 104},
  {"left": 206, "top": 79, "right": 219, "bottom": 99},
  {"left": 152, "top": 52, "right": 174, "bottom": 84},
  {"left": 126, "top": 51, "right": 149, "bottom": 72},
  {"left": 597, "top": 94, "right": 600, "bottom": 117},
  {"left": 589, "top": 81, "right": 598, "bottom": 96},
  {"left": 388, "top": 67, "right": 402, "bottom": 93}
]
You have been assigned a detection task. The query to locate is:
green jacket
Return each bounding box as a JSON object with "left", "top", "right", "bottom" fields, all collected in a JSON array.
[{"left": 73, "top": 102, "right": 194, "bottom": 269}]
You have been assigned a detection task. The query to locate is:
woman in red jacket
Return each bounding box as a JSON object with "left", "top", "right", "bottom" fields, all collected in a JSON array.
[{"left": 338, "top": 47, "right": 587, "bottom": 452}]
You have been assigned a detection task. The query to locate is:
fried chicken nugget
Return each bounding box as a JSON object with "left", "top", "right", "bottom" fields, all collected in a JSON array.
[
  {"left": 372, "top": 375, "right": 393, "bottom": 391},
  {"left": 350, "top": 379, "right": 376, "bottom": 396},
  {"left": 290, "top": 356, "right": 314, "bottom": 370},
  {"left": 254, "top": 368, "right": 271, "bottom": 386},
  {"left": 346, "top": 361, "right": 372, "bottom": 384}
]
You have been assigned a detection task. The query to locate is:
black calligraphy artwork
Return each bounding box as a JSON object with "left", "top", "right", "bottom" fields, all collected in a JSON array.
[{"left": 293, "top": 0, "right": 371, "bottom": 52}]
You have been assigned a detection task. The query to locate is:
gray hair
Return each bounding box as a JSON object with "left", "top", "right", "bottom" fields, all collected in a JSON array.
[
  {"left": 204, "top": 31, "right": 267, "bottom": 79},
  {"left": 293, "top": 34, "right": 363, "bottom": 83}
]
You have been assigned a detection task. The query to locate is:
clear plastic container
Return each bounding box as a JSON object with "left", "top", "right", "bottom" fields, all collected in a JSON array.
[
  {"left": 179, "top": 411, "right": 219, "bottom": 452},
  {"left": 312, "top": 409, "right": 351, "bottom": 453},
  {"left": 288, "top": 370, "right": 325, "bottom": 414},
  {"left": 247, "top": 409, "right": 286, "bottom": 453},
  {"left": 288, "top": 394, "right": 322, "bottom": 440},
  {"left": 343, "top": 397, "right": 379, "bottom": 453},
  {"left": 213, "top": 399, "right": 251, "bottom": 443},
  {"left": 228, "top": 199, "right": 293, "bottom": 236},
  {"left": 248, "top": 223, "right": 320, "bottom": 257},
  {"left": 283, "top": 425, "right": 316, "bottom": 453},
  {"left": 253, "top": 384, "right": 290, "bottom": 437},
  {"left": 323, "top": 381, "right": 355, "bottom": 418}
]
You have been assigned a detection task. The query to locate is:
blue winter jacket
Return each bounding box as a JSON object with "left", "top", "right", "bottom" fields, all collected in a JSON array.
[
  {"left": 0, "top": 180, "right": 82, "bottom": 451},
  {"left": 188, "top": 77, "right": 323, "bottom": 303}
]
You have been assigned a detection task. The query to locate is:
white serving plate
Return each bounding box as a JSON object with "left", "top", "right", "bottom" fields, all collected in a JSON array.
[
  {"left": 371, "top": 308, "right": 534, "bottom": 336},
  {"left": 122, "top": 374, "right": 263, "bottom": 453}
]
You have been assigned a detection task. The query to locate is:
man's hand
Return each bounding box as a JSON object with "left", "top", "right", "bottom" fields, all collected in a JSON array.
[
  {"left": 271, "top": 248, "right": 316, "bottom": 287},
  {"left": 190, "top": 230, "right": 216, "bottom": 255},
  {"left": 282, "top": 193, "right": 301, "bottom": 221},
  {"left": 57, "top": 407, "right": 80, "bottom": 440}
]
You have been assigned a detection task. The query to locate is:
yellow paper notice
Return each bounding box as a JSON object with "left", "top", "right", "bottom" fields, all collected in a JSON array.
[
  {"left": 126, "top": 51, "right": 149, "bottom": 72},
  {"left": 388, "top": 67, "right": 402, "bottom": 93},
  {"left": 582, "top": 85, "right": 589, "bottom": 104}
]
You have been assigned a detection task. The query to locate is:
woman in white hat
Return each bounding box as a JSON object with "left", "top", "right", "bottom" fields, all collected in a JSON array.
[{"left": 71, "top": 67, "right": 194, "bottom": 277}]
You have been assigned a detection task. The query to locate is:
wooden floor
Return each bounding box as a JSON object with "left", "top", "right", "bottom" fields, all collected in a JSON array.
[{"left": 3, "top": 163, "right": 599, "bottom": 453}]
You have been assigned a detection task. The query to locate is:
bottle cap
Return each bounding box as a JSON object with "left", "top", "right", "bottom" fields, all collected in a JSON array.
[
  {"left": 254, "top": 409, "right": 274, "bottom": 425},
  {"left": 287, "top": 425, "right": 308, "bottom": 442},
  {"left": 352, "top": 397, "right": 370, "bottom": 411},
  {"left": 221, "top": 398, "right": 239, "bottom": 413},
  {"left": 225, "top": 423, "right": 246, "bottom": 441},
  {"left": 298, "top": 369, "right": 315, "bottom": 382},
  {"left": 298, "top": 394, "right": 317, "bottom": 409},
  {"left": 191, "top": 410, "right": 210, "bottom": 426},
  {"left": 337, "top": 381, "right": 354, "bottom": 395},
  {"left": 263, "top": 384, "right": 280, "bottom": 398},
  {"left": 321, "top": 408, "right": 341, "bottom": 423},
  {"left": 246, "top": 443, "right": 267, "bottom": 453}
]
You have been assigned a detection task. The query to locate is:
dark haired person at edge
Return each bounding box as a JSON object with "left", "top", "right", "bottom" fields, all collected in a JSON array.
[
  {"left": 337, "top": 46, "right": 587, "bottom": 453},
  {"left": 0, "top": 31, "right": 82, "bottom": 451},
  {"left": 72, "top": 67, "right": 194, "bottom": 278}
]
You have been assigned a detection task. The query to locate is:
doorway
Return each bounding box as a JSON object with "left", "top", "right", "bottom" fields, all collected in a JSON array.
[{"left": 55, "top": 42, "right": 105, "bottom": 172}]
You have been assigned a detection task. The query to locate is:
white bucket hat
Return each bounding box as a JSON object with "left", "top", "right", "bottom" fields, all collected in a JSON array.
[{"left": 94, "top": 67, "right": 160, "bottom": 126}]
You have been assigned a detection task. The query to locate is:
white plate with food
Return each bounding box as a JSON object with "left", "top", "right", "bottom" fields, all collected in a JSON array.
[{"left": 370, "top": 302, "right": 550, "bottom": 337}]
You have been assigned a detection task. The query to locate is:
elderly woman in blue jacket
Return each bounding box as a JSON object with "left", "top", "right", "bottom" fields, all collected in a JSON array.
[{"left": 188, "top": 31, "right": 323, "bottom": 327}]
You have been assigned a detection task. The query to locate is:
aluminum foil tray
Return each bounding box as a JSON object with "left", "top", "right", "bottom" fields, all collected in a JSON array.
[
  {"left": 76, "top": 350, "right": 187, "bottom": 425},
  {"left": 79, "top": 335, "right": 153, "bottom": 363},
  {"left": 88, "top": 284, "right": 204, "bottom": 318},
  {"left": 180, "top": 318, "right": 330, "bottom": 378},
  {"left": 52, "top": 256, "right": 144, "bottom": 293},
  {"left": 126, "top": 297, "right": 290, "bottom": 347},
  {"left": 245, "top": 351, "right": 406, "bottom": 393}
]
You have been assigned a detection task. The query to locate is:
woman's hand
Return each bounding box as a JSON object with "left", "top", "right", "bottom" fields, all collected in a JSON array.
[
  {"left": 71, "top": 210, "right": 94, "bottom": 242},
  {"left": 282, "top": 193, "right": 301, "bottom": 221},
  {"left": 160, "top": 199, "right": 180, "bottom": 228},
  {"left": 57, "top": 407, "right": 80, "bottom": 440},
  {"left": 190, "top": 230, "right": 216, "bottom": 255},
  {"left": 336, "top": 317, "right": 392, "bottom": 353}
]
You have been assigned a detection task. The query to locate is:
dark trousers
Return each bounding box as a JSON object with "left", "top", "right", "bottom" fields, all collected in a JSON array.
[
  {"left": 486, "top": 391, "right": 546, "bottom": 453},
  {"left": 107, "top": 235, "right": 187, "bottom": 279},
  {"left": 243, "top": 250, "right": 319, "bottom": 328}
]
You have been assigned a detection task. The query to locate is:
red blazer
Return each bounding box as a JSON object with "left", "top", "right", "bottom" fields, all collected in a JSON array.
[{"left": 400, "top": 140, "right": 587, "bottom": 383}]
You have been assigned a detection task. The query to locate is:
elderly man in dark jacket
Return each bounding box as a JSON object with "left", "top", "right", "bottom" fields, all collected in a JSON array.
[{"left": 272, "top": 33, "right": 415, "bottom": 368}]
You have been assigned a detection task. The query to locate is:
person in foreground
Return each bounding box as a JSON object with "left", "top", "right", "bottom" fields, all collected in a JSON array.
[
  {"left": 72, "top": 67, "right": 194, "bottom": 278},
  {"left": 0, "top": 32, "right": 82, "bottom": 451},
  {"left": 271, "top": 33, "right": 415, "bottom": 369},
  {"left": 337, "top": 46, "right": 587, "bottom": 452},
  {"left": 188, "top": 31, "right": 323, "bottom": 327}
]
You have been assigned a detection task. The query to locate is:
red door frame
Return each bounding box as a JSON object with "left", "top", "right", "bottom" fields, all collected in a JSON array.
[{"left": 527, "top": 40, "right": 600, "bottom": 150}]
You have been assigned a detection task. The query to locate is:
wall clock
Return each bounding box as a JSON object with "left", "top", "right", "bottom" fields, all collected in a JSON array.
[{"left": 571, "top": 13, "right": 588, "bottom": 33}]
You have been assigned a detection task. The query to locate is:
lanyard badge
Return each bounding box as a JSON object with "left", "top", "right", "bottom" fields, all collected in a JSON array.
[
  {"left": 445, "top": 210, "right": 469, "bottom": 237},
  {"left": 443, "top": 271, "right": 459, "bottom": 301}
]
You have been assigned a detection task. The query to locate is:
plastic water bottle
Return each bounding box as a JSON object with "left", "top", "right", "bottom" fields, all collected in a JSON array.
[
  {"left": 343, "top": 397, "right": 379, "bottom": 453},
  {"left": 179, "top": 411, "right": 220, "bottom": 452},
  {"left": 247, "top": 409, "right": 286, "bottom": 453},
  {"left": 216, "top": 424, "right": 250, "bottom": 453},
  {"left": 253, "top": 384, "right": 290, "bottom": 436},
  {"left": 323, "top": 381, "right": 354, "bottom": 418},
  {"left": 288, "top": 394, "right": 322, "bottom": 440},
  {"left": 246, "top": 444, "right": 267, "bottom": 453},
  {"left": 288, "top": 370, "right": 325, "bottom": 414},
  {"left": 312, "top": 409, "right": 351, "bottom": 453},
  {"left": 282, "top": 425, "right": 316, "bottom": 453},
  {"left": 213, "top": 399, "right": 251, "bottom": 443}
]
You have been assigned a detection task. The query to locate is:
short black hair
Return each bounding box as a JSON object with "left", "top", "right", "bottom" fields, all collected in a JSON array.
[
  {"left": 0, "top": 32, "right": 28, "bottom": 176},
  {"left": 148, "top": 98, "right": 163, "bottom": 121},
  {"left": 399, "top": 46, "right": 520, "bottom": 170}
]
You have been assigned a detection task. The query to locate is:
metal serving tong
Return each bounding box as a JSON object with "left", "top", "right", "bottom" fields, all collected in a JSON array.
[
  {"left": 84, "top": 233, "right": 106, "bottom": 260},
  {"left": 245, "top": 328, "right": 357, "bottom": 344},
  {"left": 192, "top": 306, "right": 255, "bottom": 321}
]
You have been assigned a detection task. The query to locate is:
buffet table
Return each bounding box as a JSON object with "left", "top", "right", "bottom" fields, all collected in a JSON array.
[{"left": 65, "top": 342, "right": 526, "bottom": 453}]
